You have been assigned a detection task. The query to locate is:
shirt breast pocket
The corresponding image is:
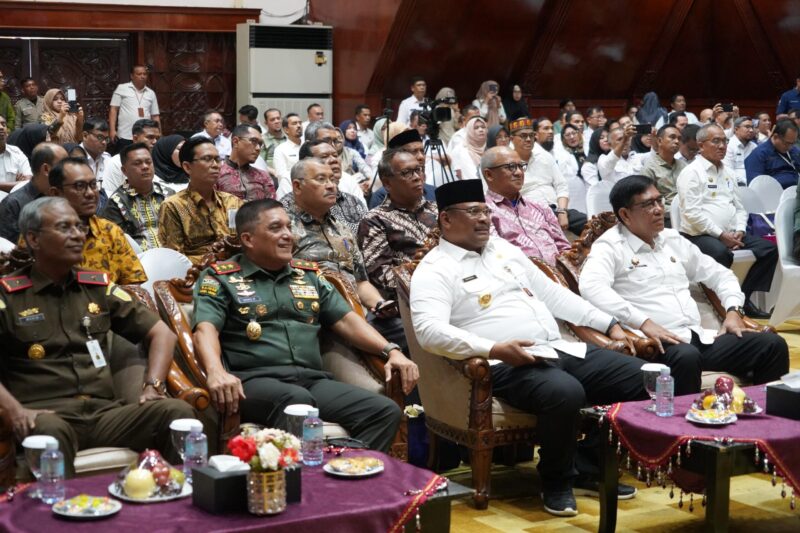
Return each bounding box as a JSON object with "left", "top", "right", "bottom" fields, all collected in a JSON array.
[
  {"left": 85, "top": 312, "right": 111, "bottom": 337},
  {"left": 13, "top": 319, "right": 53, "bottom": 343},
  {"left": 626, "top": 266, "right": 659, "bottom": 284},
  {"left": 460, "top": 277, "right": 497, "bottom": 312}
]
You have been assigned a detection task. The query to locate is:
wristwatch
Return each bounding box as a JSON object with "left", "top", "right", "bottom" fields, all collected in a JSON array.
[
  {"left": 726, "top": 305, "right": 745, "bottom": 318},
  {"left": 380, "top": 342, "right": 402, "bottom": 361},
  {"left": 143, "top": 377, "right": 167, "bottom": 395}
]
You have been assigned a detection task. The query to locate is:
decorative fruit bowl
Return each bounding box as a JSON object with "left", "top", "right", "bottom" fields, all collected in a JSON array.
[
  {"left": 110, "top": 449, "right": 188, "bottom": 502},
  {"left": 690, "top": 376, "right": 761, "bottom": 416}
]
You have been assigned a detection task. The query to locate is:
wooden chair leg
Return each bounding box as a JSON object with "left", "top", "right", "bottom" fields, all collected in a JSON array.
[{"left": 470, "top": 447, "right": 492, "bottom": 510}]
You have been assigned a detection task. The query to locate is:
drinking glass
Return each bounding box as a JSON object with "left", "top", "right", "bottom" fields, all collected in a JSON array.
[
  {"left": 641, "top": 363, "right": 669, "bottom": 412},
  {"left": 21, "top": 435, "right": 57, "bottom": 499},
  {"left": 170, "top": 418, "right": 202, "bottom": 461}
]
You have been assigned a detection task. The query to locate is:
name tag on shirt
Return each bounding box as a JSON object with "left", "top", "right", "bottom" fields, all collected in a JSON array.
[
  {"left": 707, "top": 184, "right": 718, "bottom": 189},
  {"left": 87, "top": 339, "right": 107, "bottom": 368}
]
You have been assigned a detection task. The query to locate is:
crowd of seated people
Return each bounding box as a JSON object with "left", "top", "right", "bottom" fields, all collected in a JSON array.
[{"left": 1, "top": 65, "right": 799, "bottom": 519}]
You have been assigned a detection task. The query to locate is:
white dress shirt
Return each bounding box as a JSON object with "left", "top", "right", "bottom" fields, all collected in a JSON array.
[
  {"left": 596, "top": 151, "right": 648, "bottom": 184},
  {"left": 448, "top": 144, "right": 481, "bottom": 181},
  {"left": 520, "top": 143, "right": 569, "bottom": 206},
  {"left": 676, "top": 155, "right": 747, "bottom": 237},
  {"left": 80, "top": 144, "right": 112, "bottom": 180},
  {"left": 471, "top": 99, "right": 507, "bottom": 123},
  {"left": 102, "top": 154, "right": 124, "bottom": 196},
  {"left": 338, "top": 170, "right": 368, "bottom": 207},
  {"left": 580, "top": 224, "right": 744, "bottom": 344},
  {"left": 447, "top": 128, "right": 467, "bottom": 153},
  {"left": 722, "top": 136, "right": 756, "bottom": 185},
  {"left": 273, "top": 139, "right": 301, "bottom": 198},
  {"left": 0, "top": 144, "right": 32, "bottom": 182},
  {"left": 410, "top": 236, "right": 614, "bottom": 363},
  {"left": 655, "top": 110, "right": 699, "bottom": 129},
  {"left": 356, "top": 125, "right": 376, "bottom": 153},
  {"left": 191, "top": 130, "right": 231, "bottom": 159},
  {"left": 397, "top": 95, "right": 424, "bottom": 126}
]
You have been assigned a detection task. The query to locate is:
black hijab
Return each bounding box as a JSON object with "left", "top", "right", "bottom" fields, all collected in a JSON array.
[
  {"left": 152, "top": 134, "right": 188, "bottom": 184},
  {"left": 636, "top": 92, "right": 667, "bottom": 127},
  {"left": 586, "top": 127, "right": 610, "bottom": 164},
  {"left": 8, "top": 124, "right": 49, "bottom": 162},
  {"left": 503, "top": 85, "right": 528, "bottom": 122}
]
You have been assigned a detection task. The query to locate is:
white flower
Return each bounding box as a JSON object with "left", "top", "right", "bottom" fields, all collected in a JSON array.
[{"left": 258, "top": 442, "right": 281, "bottom": 471}]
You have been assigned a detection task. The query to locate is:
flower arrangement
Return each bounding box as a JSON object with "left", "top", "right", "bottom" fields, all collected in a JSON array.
[{"left": 228, "top": 428, "right": 302, "bottom": 472}]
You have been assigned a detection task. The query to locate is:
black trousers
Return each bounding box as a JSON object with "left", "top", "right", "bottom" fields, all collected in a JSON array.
[
  {"left": 490, "top": 346, "right": 647, "bottom": 492},
  {"left": 683, "top": 233, "right": 778, "bottom": 298},
  {"left": 659, "top": 331, "right": 789, "bottom": 395},
  {"left": 235, "top": 366, "right": 401, "bottom": 453}
]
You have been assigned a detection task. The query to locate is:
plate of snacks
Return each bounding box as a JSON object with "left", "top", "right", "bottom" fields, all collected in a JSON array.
[
  {"left": 109, "top": 449, "right": 191, "bottom": 503},
  {"left": 691, "top": 376, "right": 762, "bottom": 418},
  {"left": 685, "top": 407, "right": 738, "bottom": 425},
  {"left": 323, "top": 456, "right": 384, "bottom": 478},
  {"left": 52, "top": 494, "right": 121, "bottom": 519}
]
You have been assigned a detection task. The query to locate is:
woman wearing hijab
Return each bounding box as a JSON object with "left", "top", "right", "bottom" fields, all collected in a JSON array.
[
  {"left": 556, "top": 124, "right": 586, "bottom": 180},
  {"left": 339, "top": 120, "right": 367, "bottom": 158},
  {"left": 486, "top": 125, "right": 510, "bottom": 148},
  {"left": 472, "top": 81, "right": 506, "bottom": 128},
  {"left": 503, "top": 84, "right": 528, "bottom": 122},
  {"left": 8, "top": 124, "right": 49, "bottom": 162},
  {"left": 152, "top": 134, "right": 188, "bottom": 185},
  {"left": 636, "top": 92, "right": 667, "bottom": 128},
  {"left": 62, "top": 143, "right": 88, "bottom": 159},
  {"left": 434, "top": 87, "right": 460, "bottom": 145},
  {"left": 581, "top": 127, "right": 611, "bottom": 185},
  {"left": 449, "top": 116, "right": 487, "bottom": 181},
  {"left": 39, "top": 88, "right": 84, "bottom": 144},
  {"left": 335, "top": 126, "right": 371, "bottom": 178}
]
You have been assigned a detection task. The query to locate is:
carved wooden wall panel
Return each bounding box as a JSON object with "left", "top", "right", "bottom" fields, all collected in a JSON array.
[
  {"left": 143, "top": 32, "right": 236, "bottom": 136},
  {"left": 0, "top": 39, "right": 29, "bottom": 102}
]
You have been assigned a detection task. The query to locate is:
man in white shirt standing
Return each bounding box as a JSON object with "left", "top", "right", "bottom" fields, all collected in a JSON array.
[
  {"left": 108, "top": 65, "right": 160, "bottom": 151},
  {"left": 273, "top": 113, "right": 303, "bottom": 198},
  {"left": 722, "top": 117, "right": 757, "bottom": 185},
  {"left": 655, "top": 94, "right": 699, "bottom": 128},
  {"left": 192, "top": 111, "right": 231, "bottom": 159},
  {"left": 354, "top": 104, "right": 376, "bottom": 153},
  {"left": 397, "top": 76, "right": 427, "bottom": 126},
  {"left": 411, "top": 180, "right": 645, "bottom": 517},
  {"left": 510, "top": 118, "right": 586, "bottom": 235},
  {"left": 676, "top": 124, "right": 777, "bottom": 318},
  {"left": 580, "top": 175, "right": 788, "bottom": 394},
  {"left": 0, "top": 115, "right": 32, "bottom": 192}
]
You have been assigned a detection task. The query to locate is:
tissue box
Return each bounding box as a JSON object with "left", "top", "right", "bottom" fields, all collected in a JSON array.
[
  {"left": 191, "top": 466, "right": 248, "bottom": 514},
  {"left": 286, "top": 466, "right": 301, "bottom": 503},
  {"left": 766, "top": 383, "right": 800, "bottom": 420}
]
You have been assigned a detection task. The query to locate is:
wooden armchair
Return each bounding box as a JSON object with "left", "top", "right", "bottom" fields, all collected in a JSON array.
[
  {"left": 392, "top": 229, "right": 635, "bottom": 509},
  {"left": 556, "top": 212, "right": 774, "bottom": 383},
  {"left": 0, "top": 269, "right": 207, "bottom": 488},
  {"left": 153, "top": 235, "right": 407, "bottom": 459}
]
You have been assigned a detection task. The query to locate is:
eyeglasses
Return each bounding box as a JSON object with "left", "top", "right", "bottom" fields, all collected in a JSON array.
[
  {"left": 192, "top": 155, "right": 222, "bottom": 164},
  {"left": 89, "top": 132, "right": 109, "bottom": 143},
  {"left": 488, "top": 162, "right": 527, "bottom": 172},
  {"left": 237, "top": 136, "right": 263, "bottom": 148},
  {"left": 396, "top": 166, "right": 424, "bottom": 180},
  {"left": 39, "top": 222, "right": 89, "bottom": 236},
  {"left": 62, "top": 180, "right": 99, "bottom": 193},
  {"left": 446, "top": 206, "right": 491, "bottom": 218},
  {"left": 512, "top": 133, "right": 534, "bottom": 140},
  {"left": 630, "top": 196, "right": 665, "bottom": 212}
]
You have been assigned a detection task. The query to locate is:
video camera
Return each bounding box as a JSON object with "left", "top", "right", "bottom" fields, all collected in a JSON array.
[{"left": 418, "top": 96, "right": 457, "bottom": 140}]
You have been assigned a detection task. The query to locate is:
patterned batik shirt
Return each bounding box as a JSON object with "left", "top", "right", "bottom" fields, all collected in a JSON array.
[
  {"left": 357, "top": 196, "right": 438, "bottom": 298},
  {"left": 101, "top": 181, "right": 174, "bottom": 251},
  {"left": 216, "top": 158, "right": 276, "bottom": 201}
]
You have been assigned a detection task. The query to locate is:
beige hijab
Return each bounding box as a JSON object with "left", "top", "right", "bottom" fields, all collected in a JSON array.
[
  {"left": 464, "top": 116, "right": 487, "bottom": 165},
  {"left": 475, "top": 80, "right": 501, "bottom": 128},
  {"left": 42, "top": 89, "right": 79, "bottom": 143}
]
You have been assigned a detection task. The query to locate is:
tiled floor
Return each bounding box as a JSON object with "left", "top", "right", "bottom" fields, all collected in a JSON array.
[{"left": 446, "top": 320, "right": 800, "bottom": 532}]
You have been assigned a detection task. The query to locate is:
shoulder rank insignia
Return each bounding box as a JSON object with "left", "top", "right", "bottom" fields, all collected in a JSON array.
[
  {"left": 77, "top": 271, "right": 110, "bottom": 286},
  {"left": 0, "top": 276, "right": 32, "bottom": 293},
  {"left": 290, "top": 259, "right": 319, "bottom": 271},
  {"left": 211, "top": 261, "right": 241, "bottom": 275}
]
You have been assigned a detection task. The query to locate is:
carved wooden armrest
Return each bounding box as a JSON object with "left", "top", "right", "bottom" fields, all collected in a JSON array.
[
  {"left": 624, "top": 331, "right": 660, "bottom": 360},
  {"left": 445, "top": 355, "right": 492, "bottom": 382},
  {"left": 569, "top": 324, "right": 631, "bottom": 355},
  {"left": 700, "top": 283, "right": 777, "bottom": 334},
  {"left": 0, "top": 406, "right": 14, "bottom": 489},
  {"left": 166, "top": 362, "right": 210, "bottom": 411}
]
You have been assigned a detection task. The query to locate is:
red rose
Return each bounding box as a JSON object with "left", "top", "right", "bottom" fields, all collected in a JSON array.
[{"left": 228, "top": 435, "right": 257, "bottom": 463}]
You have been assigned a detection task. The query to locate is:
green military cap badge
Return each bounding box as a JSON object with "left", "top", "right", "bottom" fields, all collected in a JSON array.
[
  {"left": 211, "top": 261, "right": 242, "bottom": 275},
  {"left": 0, "top": 275, "right": 32, "bottom": 293},
  {"left": 77, "top": 271, "right": 110, "bottom": 286},
  {"left": 290, "top": 259, "right": 319, "bottom": 271}
]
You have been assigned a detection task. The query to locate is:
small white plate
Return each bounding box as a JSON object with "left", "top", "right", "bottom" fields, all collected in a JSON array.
[
  {"left": 52, "top": 496, "right": 122, "bottom": 519},
  {"left": 323, "top": 462, "right": 384, "bottom": 478},
  {"left": 685, "top": 410, "right": 737, "bottom": 426},
  {"left": 108, "top": 482, "right": 192, "bottom": 503},
  {"left": 736, "top": 405, "right": 764, "bottom": 416}
]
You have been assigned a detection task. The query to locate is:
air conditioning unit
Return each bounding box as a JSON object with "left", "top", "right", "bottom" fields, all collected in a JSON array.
[{"left": 236, "top": 22, "right": 333, "bottom": 121}]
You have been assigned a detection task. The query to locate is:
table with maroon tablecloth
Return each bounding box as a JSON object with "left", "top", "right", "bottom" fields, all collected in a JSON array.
[
  {"left": 588, "top": 386, "right": 800, "bottom": 533},
  {"left": 0, "top": 451, "right": 461, "bottom": 533}
]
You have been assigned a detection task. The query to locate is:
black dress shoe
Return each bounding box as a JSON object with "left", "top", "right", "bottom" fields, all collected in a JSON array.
[{"left": 743, "top": 301, "right": 771, "bottom": 319}]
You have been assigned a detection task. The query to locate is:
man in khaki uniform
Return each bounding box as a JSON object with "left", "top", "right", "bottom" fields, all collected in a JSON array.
[
  {"left": 0, "top": 197, "right": 194, "bottom": 476},
  {"left": 192, "top": 198, "right": 418, "bottom": 452}
]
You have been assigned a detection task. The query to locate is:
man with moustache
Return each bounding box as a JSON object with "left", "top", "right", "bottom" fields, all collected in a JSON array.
[
  {"left": 410, "top": 180, "right": 646, "bottom": 516},
  {"left": 676, "top": 124, "right": 777, "bottom": 318},
  {"left": 367, "top": 129, "right": 437, "bottom": 208},
  {"left": 191, "top": 198, "right": 417, "bottom": 450},
  {"left": 641, "top": 125, "right": 686, "bottom": 226},
  {"left": 102, "top": 118, "right": 162, "bottom": 196},
  {"left": 101, "top": 142, "right": 174, "bottom": 251},
  {"left": 108, "top": 65, "right": 160, "bottom": 149},
  {"left": 723, "top": 117, "right": 757, "bottom": 185},
  {"left": 580, "top": 175, "right": 788, "bottom": 394},
  {"left": 217, "top": 124, "right": 275, "bottom": 201},
  {"left": 260, "top": 108, "right": 285, "bottom": 175},
  {"left": 14, "top": 77, "right": 45, "bottom": 129},
  {"left": 158, "top": 137, "right": 243, "bottom": 264}
]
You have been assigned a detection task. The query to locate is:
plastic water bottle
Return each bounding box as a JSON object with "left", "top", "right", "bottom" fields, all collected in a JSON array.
[
  {"left": 655, "top": 367, "right": 675, "bottom": 417},
  {"left": 302, "top": 408, "right": 324, "bottom": 466},
  {"left": 40, "top": 440, "right": 65, "bottom": 504},
  {"left": 183, "top": 422, "right": 208, "bottom": 484}
]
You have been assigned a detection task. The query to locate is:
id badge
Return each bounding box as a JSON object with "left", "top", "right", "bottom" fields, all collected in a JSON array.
[
  {"left": 86, "top": 339, "right": 107, "bottom": 368},
  {"left": 138, "top": 107, "right": 145, "bottom": 117}
]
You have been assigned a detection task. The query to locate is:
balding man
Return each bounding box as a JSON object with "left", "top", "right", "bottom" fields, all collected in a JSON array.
[
  {"left": 482, "top": 146, "right": 570, "bottom": 265},
  {"left": 0, "top": 142, "right": 67, "bottom": 242},
  {"left": 192, "top": 111, "right": 231, "bottom": 159},
  {"left": 676, "top": 124, "right": 777, "bottom": 318}
]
